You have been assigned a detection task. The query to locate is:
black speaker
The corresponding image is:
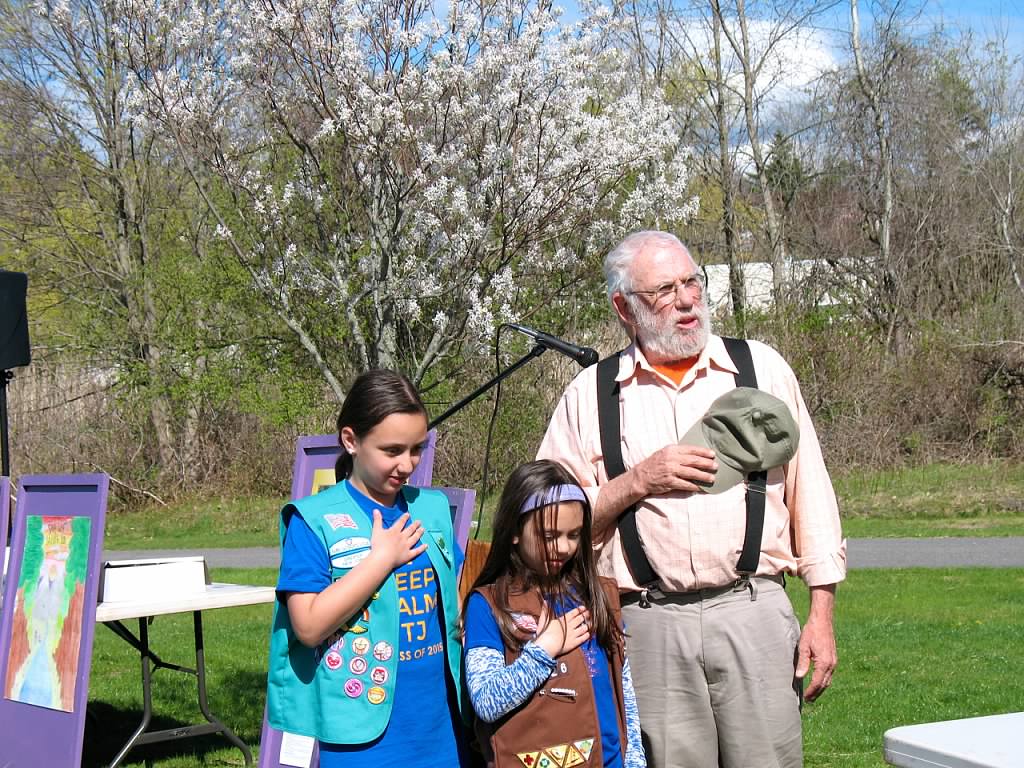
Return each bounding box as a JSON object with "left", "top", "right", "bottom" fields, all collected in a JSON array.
[{"left": 0, "top": 271, "right": 31, "bottom": 370}]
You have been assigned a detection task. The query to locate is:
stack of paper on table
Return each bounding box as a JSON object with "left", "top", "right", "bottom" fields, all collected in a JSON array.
[{"left": 100, "top": 556, "right": 210, "bottom": 602}]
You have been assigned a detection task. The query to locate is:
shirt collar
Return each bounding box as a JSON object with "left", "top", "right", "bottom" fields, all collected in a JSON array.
[
  {"left": 617, "top": 334, "right": 739, "bottom": 384},
  {"left": 342, "top": 478, "right": 408, "bottom": 516}
]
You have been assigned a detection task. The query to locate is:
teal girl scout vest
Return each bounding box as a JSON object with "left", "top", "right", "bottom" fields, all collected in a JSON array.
[{"left": 266, "top": 482, "right": 465, "bottom": 744}]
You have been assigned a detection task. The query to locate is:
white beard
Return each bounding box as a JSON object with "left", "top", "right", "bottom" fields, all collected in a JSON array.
[{"left": 628, "top": 296, "right": 711, "bottom": 363}]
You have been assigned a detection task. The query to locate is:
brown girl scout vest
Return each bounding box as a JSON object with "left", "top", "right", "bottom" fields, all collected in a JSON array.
[{"left": 474, "top": 578, "right": 627, "bottom": 768}]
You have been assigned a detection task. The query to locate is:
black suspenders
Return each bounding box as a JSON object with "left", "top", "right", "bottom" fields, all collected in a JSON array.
[
  {"left": 721, "top": 336, "right": 768, "bottom": 577},
  {"left": 597, "top": 355, "right": 661, "bottom": 591},
  {"left": 596, "top": 337, "right": 767, "bottom": 592}
]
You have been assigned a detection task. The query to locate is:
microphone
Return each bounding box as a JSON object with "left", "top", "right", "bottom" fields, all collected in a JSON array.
[{"left": 507, "top": 323, "right": 599, "bottom": 367}]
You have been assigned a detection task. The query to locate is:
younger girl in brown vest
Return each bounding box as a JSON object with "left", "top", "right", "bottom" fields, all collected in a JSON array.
[{"left": 463, "top": 460, "right": 646, "bottom": 768}]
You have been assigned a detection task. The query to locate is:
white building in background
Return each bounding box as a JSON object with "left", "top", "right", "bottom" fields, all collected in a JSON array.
[
  {"left": 703, "top": 259, "right": 856, "bottom": 314},
  {"left": 704, "top": 262, "right": 774, "bottom": 312}
]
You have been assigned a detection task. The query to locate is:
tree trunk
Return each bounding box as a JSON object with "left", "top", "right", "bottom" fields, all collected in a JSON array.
[
  {"left": 851, "top": 0, "right": 905, "bottom": 356},
  {"left": 711, "top": 0, "right": 787, "bottom": 302},
  {"left": 711, "top": 9, "right": 746, "bottom": 326}
]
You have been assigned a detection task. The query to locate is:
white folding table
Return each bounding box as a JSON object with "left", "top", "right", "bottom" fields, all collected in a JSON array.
[
  {"left": 884, "top": 712, "right": 1024, "bottom": 768},
  {"left": 96, "top": 582, "right": 276, "bottom": 768}
]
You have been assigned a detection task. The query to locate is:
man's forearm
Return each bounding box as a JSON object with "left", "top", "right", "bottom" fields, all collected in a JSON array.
[
  {"left": 592, "top": 469, "right": 645, "bottom": 539},
  {"left": 807, "top": 583, "right": 836, "bottom": 623}
]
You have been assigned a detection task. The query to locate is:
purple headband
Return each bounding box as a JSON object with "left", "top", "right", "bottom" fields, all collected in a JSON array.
[{"left": 519, "top": 484, "right": 587, "bottom": 516}]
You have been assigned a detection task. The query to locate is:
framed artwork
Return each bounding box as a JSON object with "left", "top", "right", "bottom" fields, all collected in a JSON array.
[{"left": 0, "top": 474, "right": 109, "bottom": 768}]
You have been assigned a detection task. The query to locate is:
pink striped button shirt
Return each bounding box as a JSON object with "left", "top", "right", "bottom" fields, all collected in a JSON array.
[{"left": 537, "top": 335, "right": 847, "bottom": 593}]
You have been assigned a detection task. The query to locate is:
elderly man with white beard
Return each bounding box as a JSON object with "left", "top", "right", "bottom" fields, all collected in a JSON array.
[{"left": 537, "top": 230, "right": 846, "bottom": 768}]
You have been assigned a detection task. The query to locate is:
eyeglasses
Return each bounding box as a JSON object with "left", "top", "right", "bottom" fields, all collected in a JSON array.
[{"left": 628, "top": 273, "right": 706, "bottom": 308}]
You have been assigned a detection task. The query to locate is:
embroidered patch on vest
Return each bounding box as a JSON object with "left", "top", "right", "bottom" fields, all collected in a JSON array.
[
  {"left": 575, "top": 739, "right": 594, "bottom": 761},
  {"left": 372, "top": 641, "right": 393, "bottom": 661},
  {"left": 366, "top": 685, "right": 387, "bottom": 705},
  {"left": 330, "top": 536, "right": 371, "bottom": 568},
  {"left": 351, "top": 637, "right": 370, "bottom": 655},
  {"left": 329, "top": 536, "right": 371, "bottom": 555},
  {"left": 517, "top": 741, "right": 595, "bottom": 768},
  {"left": 344, "top": 679, "right": 363, "bottom": 698},
  {"left": 340, "top": 607, "right": 370, "bottom": 635},
  {"left": 325, "top": 513, "right": 358, "bottom": 530},
  {"left": 563, "top": 745, "right": 586, "bottom": 767},
  {"left": 547, "top": 744, "right": 568, "bottom": 764},
  {"left": 349, "top": 656, "right": 367, "bottom": 675},
  {"left": 370, "top": 665, "right": 389, "bottom": 684}
]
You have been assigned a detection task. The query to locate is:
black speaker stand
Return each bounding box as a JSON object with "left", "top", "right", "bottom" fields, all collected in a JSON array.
[{"left": 1, "top": 369, "right": 12, "bottom": 477}]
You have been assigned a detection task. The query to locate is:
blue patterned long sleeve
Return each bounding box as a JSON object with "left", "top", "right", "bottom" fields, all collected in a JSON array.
[
  {"left": 622, "top": 657, "right": 646, "bottom": 768},
  {"left": 465, "top": 642, "right": 556, "bottom": 722}
]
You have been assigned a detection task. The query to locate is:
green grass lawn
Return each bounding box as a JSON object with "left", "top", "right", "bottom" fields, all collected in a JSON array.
[
  {"left": 101, "top": 461, "right": 1024, "bottom": 550},
  {"left": 104, "top": 496, "right": 285, "bottom": 549},
  {"left": 834, "top": 461, "right": 1024, "bottom": 537},
  {"left": 793, "top": 568, "right": 1024, "bottom": 767},
  {"left": 82, "top": 567, "right": 1024, "bottom": 767}
]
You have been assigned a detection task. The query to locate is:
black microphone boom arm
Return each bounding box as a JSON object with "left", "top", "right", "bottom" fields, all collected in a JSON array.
[{"left": 506, "top": 323, "right": 599, "bottom": 367}]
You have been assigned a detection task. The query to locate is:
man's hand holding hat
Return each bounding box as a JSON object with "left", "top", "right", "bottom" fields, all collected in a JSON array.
[
  {"left": 618, "top": 388, "right": 800, "bottom": 502},
  {"left": 630, "top": 444, "right": 719, "bottom": 498}
]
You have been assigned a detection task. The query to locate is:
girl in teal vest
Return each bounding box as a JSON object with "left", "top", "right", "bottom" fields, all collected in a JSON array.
[{"left": 267, "top": 369, "right": 469, "bottom": 767}]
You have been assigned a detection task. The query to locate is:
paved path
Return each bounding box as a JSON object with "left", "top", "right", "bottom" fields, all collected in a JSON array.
[{"left": 104, "top": 537, "right": 1024, "bottom": 570}]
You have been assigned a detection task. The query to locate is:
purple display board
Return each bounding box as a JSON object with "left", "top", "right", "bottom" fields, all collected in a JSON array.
[
  {"left": 0, "top": 473, "right": 109, "bottom": 768},
  {"left": 288, "top": 430, "right": 436, "bottom": 502},
  {"left": 434, "top": 486, "right": 476, "bottom": 561},
  {"left": 258, "top": 432, "right": 476, "bottom": 768},
  {"left": 1, "top": 475, "right": 9, "bottom": 554}
]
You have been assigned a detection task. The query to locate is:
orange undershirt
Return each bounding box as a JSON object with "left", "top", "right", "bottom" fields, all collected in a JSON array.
[{"left": 651, "top": 356, "right": 698, "bottom": 386}]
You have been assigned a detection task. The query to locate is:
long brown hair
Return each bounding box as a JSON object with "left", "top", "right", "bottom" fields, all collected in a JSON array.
[
  {"left": 334, "top": 369, "right": 428, "bottom": 479},
  {"left": 466, "top": 460, "right": 623, "bottom": 655}
]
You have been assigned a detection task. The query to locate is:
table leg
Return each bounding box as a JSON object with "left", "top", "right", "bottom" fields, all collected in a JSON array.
[
  {"left": 101, "top": 612, "right": 254, "bottom": 767},
  {"left": 192, "top": 609, "right": 253, "bottom": 766},
  {"left": 107, "top": 618, "right": 155, "bottom": 768}
]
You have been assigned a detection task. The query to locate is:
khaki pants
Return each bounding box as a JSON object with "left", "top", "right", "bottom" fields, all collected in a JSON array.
[{"left": 622, "top": 577, "right": 802, "bottom": 768}]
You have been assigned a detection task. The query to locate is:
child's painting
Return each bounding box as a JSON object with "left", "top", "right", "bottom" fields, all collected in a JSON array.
[{"left": 3, "top": 515, "right": 91, "bottom": 712}]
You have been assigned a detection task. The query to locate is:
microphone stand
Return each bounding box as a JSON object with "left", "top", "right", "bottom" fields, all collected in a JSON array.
[{"left": 429, "top": 344, "right": 547, "bottom": 429}]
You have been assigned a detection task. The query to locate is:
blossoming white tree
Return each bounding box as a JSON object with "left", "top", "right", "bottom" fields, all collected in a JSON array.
[{"left": 121, "top": 0, "right": 696, "bottom": 397}]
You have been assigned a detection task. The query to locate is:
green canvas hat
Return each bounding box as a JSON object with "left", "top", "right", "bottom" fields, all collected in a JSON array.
[{"left": 679, "top": 387, "right": 800, "bottom": 494}]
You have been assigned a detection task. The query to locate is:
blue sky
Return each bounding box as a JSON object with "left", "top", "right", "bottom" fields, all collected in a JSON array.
[
  {"left": 932, "top": 0, "right": 1024, "bottom": 38},
  {"left": 816, "top": 0, "right": 1024, "bottom": 51}
]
